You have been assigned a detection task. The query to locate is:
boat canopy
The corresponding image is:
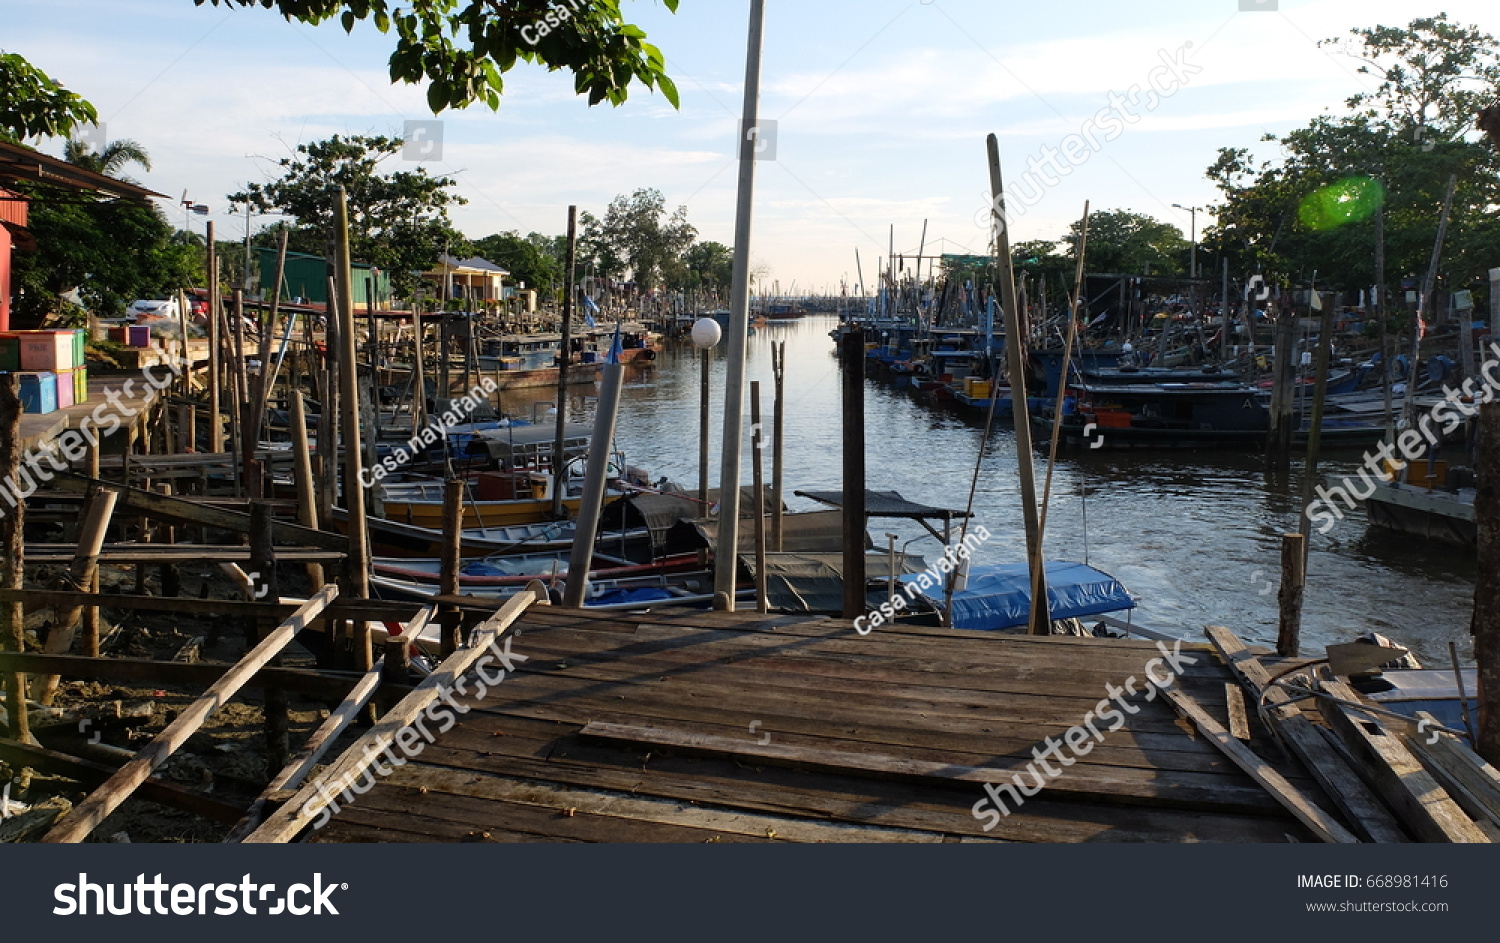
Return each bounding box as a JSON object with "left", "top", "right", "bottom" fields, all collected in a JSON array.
[{"left": 903, "top": 560, "right": 1136, "bottom": 631}]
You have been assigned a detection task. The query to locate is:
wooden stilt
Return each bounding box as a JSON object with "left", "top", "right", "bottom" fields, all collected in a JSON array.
[{"left": 0, "top": 376, "right": 28, "bottom": 744}]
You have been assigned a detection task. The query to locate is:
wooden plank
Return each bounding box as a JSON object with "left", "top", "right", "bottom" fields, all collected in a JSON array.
[
  {"left": 23, "top": 545, "right": 345, "bottom": 564},
  {"left": 576, "top": 720, "right": 1270, "bottom": 811},
  {"left": 1224, "top": 682, "right": 1251, "bottom": 741},
  {"left": 0, "top": 652, "right": 384, "bottom": 700},
  {"left": 1157, "top": 684, "right": 1358, "bottom": 843},
  {"left": 41, "top": 585, "right": 340, "bottom": 842},
  {"left": 1206, "top": 625, "right": 1407, "bottom": 843},
  {"left": 242, "top": 592, "right": 535, "bottom": 843},
  {"left": 0, "top": 736, "right": 245, "bottom": 824},
  {"left": 1318, "top": 677, "right": 1488, "bottom": 843},
  {"left": 376, "top": 762, "right": 957, "bottom": 843},
  {"left": 224, "top": 663, "right": 385, "bottom": 842},
  {"left": 0, "top": 588, "right": 424, "bottom": 623},
  {"left": 47, "top": 473, "right": 349, "bottom": 552},
  {"left": 1405, "top": 712, "right": 1500, "bottom": 834}
]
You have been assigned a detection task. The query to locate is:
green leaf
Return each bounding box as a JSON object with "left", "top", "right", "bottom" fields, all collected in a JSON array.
[{"left": 656, "top": 73, "right": 679, "bottom": 109}]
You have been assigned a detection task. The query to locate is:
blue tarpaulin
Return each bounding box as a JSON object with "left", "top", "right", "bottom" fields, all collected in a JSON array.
[{"left": 901, "top": 560, "right": 1135, "bottom": 631}]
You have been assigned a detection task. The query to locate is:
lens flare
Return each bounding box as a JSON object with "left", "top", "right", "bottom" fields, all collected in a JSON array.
[{"left": 1298, "top": 176, "right": 1384, "bottom": 231}]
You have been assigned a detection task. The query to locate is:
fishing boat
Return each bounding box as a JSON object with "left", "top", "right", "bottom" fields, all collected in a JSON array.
[
  {"left": 371, "top": 552, "right": 728, "bottom": 610},
  {"left": 330, "top": 506, "right": 653, "bottom": 559},
  {"left": 899, "top": 560, "right": 1138, "bottom": 633}
]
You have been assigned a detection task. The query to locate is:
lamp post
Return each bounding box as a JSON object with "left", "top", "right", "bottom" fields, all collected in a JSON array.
[
  {"left": 1173, "top": 204, "right": 1200, "bottom": 279},
  {"left": 691, "top": 317, "right": 722, "bottom": 509}
]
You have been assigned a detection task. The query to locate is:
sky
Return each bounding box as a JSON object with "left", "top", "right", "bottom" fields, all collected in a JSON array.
[{"left": 8, "top": 0, "right": 1500, "bottom": 294}]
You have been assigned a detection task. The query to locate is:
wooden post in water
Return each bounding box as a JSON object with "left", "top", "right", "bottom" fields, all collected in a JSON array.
[
  {"left": 751, "top": 381, "right": 768, "bottom": 613},
  {"left": 552, "top": 206, "right": 578, "bottom": 519},
  {"left": 1266, "top": 300, "right": 1297, "bottom": 470},
  {"left": 1470, "top": 402, "right": 1500, "bottom": 764},
  {"left": 772, "top": 341, "right": 785, "bottom": 551},
  {"left": 1276, "top": 532, "right": 1306, "bottom": 656},
  {"left": 333, "top": 188, "right": 372, "bottom": 674},
  {"left": 439, "top": 478, "right": 463, "bottom": 656},
  {"left": 248, "top": 501, "right": 288, "bottom": 775},
  {"left": 840, "top": 326, "right": 867, "bottom": 620},
  {"left": 0, "top": 376, "right": 28, "bottom": 743},
  {"left": 986, "top": 133, "right": 1049, "bottom": 636},
  {"left": 1297, "top": 292, "right": 1337, "bottom": 555},
  {"left": 38, "top": 487, "right": 119, "bottom": 705},
  {"left": 207, "top": 222, "right": 223, "bottom": 453}
]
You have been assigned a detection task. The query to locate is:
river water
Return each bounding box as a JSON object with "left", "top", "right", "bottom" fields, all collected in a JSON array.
[{"left": 499, "top": 314, "right": 1476, "bottom": 665}]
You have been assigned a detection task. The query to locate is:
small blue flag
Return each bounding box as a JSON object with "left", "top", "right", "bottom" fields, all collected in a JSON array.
[{"left": 606, "top": 325, "right": 623, "bottom": 365}]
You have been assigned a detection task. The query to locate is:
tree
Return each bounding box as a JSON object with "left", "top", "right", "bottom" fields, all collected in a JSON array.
[
  {"left": 10, "top": 142, "right": 196, "bottom": 325},
  {"left": 580, "top": 188, "right": 696, "bottom": 291},
  {"left": 197, "top": 0, "right": 680, "bottom": 112},
  {"left": 0, "top": 52, "right": 97, "bottom": 142},
  {"left": 1069, "top": 210, "right": 1186, "bottom": 276},
  {"left": 1204, "top": 15, "right": 1500, "bottom": 297},
  {"left": 229, "top": 134, "right": 466, "bottom": 300},
  {"left": 469, "top": 230, "right": 562, "bottom": 293},
  {"left": 63, "top": 137, "right": 152, "bottom": 179},
  {"left": 676, "top": 240, "right": 733, "bottom": 293}
]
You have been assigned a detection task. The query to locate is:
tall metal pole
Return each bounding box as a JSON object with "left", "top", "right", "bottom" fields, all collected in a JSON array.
[
  {"left": 712, "top": 0, "right": 766, "bottom": 610},
  {"left": 563, "top": 357, "right": 624, "bottom": 608},
  {"left": 552, "top": 205, "right": 578, "bottom": 519},
  {"left": 699, "top": 348, "right": 711, "bottom": 507}
]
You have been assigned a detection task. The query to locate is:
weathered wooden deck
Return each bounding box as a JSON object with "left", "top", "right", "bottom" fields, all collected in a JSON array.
[{"left": 313, "top": 607, "right": 1318, "bottom": 843}]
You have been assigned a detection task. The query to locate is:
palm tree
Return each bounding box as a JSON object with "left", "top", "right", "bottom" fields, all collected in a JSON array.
[{"left": 63, "top": 136, "right": 150, "bottom": 181}]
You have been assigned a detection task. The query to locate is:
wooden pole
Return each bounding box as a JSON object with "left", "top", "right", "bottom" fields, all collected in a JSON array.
[
  {"left": 439, "top": 478, "right": 463, "bottom": 656},
  {"left": 751, "top": 381, "right": 768, "bottom": 613},
  {"left": 1276, "top": 532, "right": 1306, "bottom": 657},
  {"left": 771, "top": 340, "right": 785, "bottom": 551},
  {"left": 41, "top": 586, "right": 340, "bottom": 843},
  {"left": 1471, "top": 402, "right": 1500, "bottom": 765},
  {"left": 245, "top": 229, "right": 288, "bottom": 489},
  {"left": 0, "top": 376, "right": 27, "bottom": 744},
  {"left": 289, "top": 390, "right": 325, "bottom": 589},
  {"left": 1376, "top": 204, "right": 1394, "bottom": 441},
  {"left": 1297, "top": 293, "right": 1337, "bottom": 557},
  {"left": 840, "top": 326, "right": 867, "bottom": 619},
  {"left": 228, "top": 290, "right": 248, "bottom": 496},
  {"left": 317, "top": 275, "right": 339, "bottom": 529},
  {"left": 986, "top": 133, "right": 1049, "bottom": 636},
  {"left": 248, "top": 501, "right": 288, "bottom": 776},
  {"left": 552, "top": 205, "right": 578, "bottom": 519},
  {"left": 562, "top": 357, "right": 625, "bottom": 608},
  {"left": 38, "top": 487, "right": 120, "bottom": 705},
  {"left": 334, "top": 189, "right": 372, "bottom": 678},
  {"left": 207, "top": 221, "right": 223, "bottom": 453}
]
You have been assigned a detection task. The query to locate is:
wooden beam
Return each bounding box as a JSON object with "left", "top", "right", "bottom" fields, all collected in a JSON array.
[
  {"left": 242, "top": 592, "right": 535, "bottom": 843},
  {"left": 46, "top": 473, "right": 349, "bottom": 552},
  {"left": 1407, "top": 712, "right": 1500, "bottom": 837},
  {"left": 1224, "top": 681, "right": 1251, "bottom": 741},
  {"left": 0, "top": 651, "right": 386, "bottom": 700},
  {"left": 0, "top": 587, "right": 422, "bottom": 623},
  {"left": 1158, "top": 684, "right": 1359, "bottom": 843},
  {"left": 1206, "top": 625, "right": 1406, "bottom": 842},
  {"left": 41, "top": 585, "right": 340, "bottom": 842},
  {"left": 223, "top": 663, "right": 384, "bottom": 842},
  {"left": 0, "top": 736, "right": 245, "bottom": 824},
  {"left": 1318, "top": 676, "right": 1488, "bottom": 843},
  {"left": 23, "top": 544, "right": 344, "bottom": 564}
]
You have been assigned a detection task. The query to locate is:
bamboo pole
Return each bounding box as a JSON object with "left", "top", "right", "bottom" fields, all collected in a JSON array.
[
  {"left": 333, "top": 189, "right": 372, "bottom": 675},
  {"left": 245, "top": 229, "right": 288, "bottom": 488},
  {"left": 1040, "top": 202, "right": 1090, "bottom": 537},
  {"left": 771, "top": 341, "right": 785, "bottom": 551},
  {"left": 42, "top": 586, "right": 340, "bottom": 843},
  {"left": 986, "top": 133, "right": 1049, "bottom": 636},
  {"left": 1297, "top": 292, "right": 1337, "bottom": 559},
  {"left": 290, "top": 390, "right": 325, "bottom": 589},
  {"left": 0, "top": 376, "right": 27, "bottom": 744},
  {"left": 249, "top": 501, "right": 288, "bottom": 775}
]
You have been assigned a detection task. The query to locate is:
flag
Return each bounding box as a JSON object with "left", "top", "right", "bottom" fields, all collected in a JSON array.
[
  {"left": 1310, "top": 290, "right": 1323, "bottom": 311},
  {"left": 583, "top": 295, "right": 600, "bottom": 328},
  {"left": 584, "top": 312, "right": 597, "bottom": 328},
  {"left": 606, "top": 324, "right": 624, "bottom": 365}
]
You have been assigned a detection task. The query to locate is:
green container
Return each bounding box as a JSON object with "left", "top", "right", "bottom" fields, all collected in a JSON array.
[
  {"left": 0, "top": 336, "right": 19, "bottom": 373},
  {"left": 71, "top": 330, "right": 84, "bottom": 370},
  {"left": 73, "top": 365, "right": 87, "bottom": 404}
]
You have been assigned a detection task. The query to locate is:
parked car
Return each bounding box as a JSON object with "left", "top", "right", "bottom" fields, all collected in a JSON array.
[{"left": 125, "top": 299, "right": 178, "bottom": 322}]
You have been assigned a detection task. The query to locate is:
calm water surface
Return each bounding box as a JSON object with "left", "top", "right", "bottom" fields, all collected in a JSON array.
[{"left": 501, "top": 315, "right": 1475, "bottom": 665}]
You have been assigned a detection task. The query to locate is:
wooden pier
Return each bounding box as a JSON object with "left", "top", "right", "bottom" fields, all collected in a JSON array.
[{"left": 304, "top": 606, "right": 1322, "bottom": 843}]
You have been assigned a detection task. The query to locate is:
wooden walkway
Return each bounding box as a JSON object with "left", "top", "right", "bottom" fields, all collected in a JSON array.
[{"left": 313, "top": 607, "right": 1319, "bottom": 843}]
